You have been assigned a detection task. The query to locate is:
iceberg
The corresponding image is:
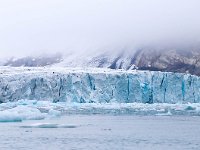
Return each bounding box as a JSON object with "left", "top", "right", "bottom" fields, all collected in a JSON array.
[
  {"left": 0, "top": 67, "right": 200, "bottom": 104},
  {"left": 21, "top": 123, "right": 78, "bottom": 128},
  {"left": 0, "top": 105, "right": 46, "bottom": 122}
]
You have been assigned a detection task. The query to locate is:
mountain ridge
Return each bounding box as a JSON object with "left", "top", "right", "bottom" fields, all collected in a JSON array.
[{"left": 1, "top": 48, "right": 200, "bottom": 75}]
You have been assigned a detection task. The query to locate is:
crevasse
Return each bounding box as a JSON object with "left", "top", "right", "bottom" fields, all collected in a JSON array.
[{"left": 0, "top": 67, "right": 200, "bottom": 103}]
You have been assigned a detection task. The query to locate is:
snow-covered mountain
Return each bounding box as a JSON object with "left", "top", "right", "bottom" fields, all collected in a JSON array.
[
  {"left": 2, "top": 53, "right": 63, "bottom": 67},
  {"left": 1, "top": 48, "right": 200, "bottom": 75}
]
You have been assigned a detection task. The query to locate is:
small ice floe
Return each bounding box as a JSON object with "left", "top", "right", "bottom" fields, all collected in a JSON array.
[
  {"left": 21, "top": 123, "right": 78, "bottom": 128},
  {"left": 155, "top": 110, "right": 172, "bottom": 116},
  {"left": 185, "top": 105, "right": 196, "bottom": 111},
  {"left": 0, "top": 105, "right": 46, "bottom": 122},
  {"left": 47, "top": 109, "right": 61, "bottom": 117}
]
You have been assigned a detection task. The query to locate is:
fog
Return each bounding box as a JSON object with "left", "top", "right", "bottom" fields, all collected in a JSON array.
[{"left": 0, "top": 0, "right": 200, "bottom": 58}]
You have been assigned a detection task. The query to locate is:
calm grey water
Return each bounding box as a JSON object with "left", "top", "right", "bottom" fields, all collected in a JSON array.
[{"left": 0, "top": 115, "right": 200, "bottom": 150}]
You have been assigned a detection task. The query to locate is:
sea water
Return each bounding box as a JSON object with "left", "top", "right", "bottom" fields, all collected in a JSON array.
[{"left": 0, "top": 115, "right": 200, "bottom": 150}]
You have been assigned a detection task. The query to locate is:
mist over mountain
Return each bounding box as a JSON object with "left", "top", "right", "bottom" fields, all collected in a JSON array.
[
  {"left": 3, "top": 53, "right": 63, "bottom": 67},
  {"left": 1, "top": 46, "right": 200, "bottom": 76},
  {"left": 1, "top": 0, "right": 200, "bottom": 56},
  {"left": 1, "top": 0, "right": 200, "bottom": 75}
]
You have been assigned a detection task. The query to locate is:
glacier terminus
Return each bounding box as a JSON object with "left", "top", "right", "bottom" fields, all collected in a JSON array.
[{"left": 0, "top": 67, "right": 200, "bottom": 104}]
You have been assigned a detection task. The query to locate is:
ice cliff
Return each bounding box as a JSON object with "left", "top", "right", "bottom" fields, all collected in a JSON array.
[{"left": 0, "top": 67, "right": 200, "bottom": 104}]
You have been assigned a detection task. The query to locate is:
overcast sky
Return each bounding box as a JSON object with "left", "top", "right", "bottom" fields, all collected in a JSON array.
[{"left": 0, "top": 0, "right": 200, "bottom": 58}]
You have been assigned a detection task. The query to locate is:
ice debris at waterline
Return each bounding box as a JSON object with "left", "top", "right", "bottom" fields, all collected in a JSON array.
[
  {"left": 1, "top": 100, "right": 200, "bottom": 122},
  {"left": 0, "top": 67, "right": 200, "bottom": 103}
]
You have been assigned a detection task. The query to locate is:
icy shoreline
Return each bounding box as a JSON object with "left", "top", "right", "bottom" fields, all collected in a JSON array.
[{"left": 0, "top": 100, "right": 200, "bottom": 122}]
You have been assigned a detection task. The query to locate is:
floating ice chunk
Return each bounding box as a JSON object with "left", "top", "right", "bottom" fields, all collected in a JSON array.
[
  {"left": 0, "top": 105, "right": 46, "bottom": 122},
  {"left": 0, "top": 111, "right": 22, "bottom": 122},
  {"left": 48, "top": 109, "right": 61, "bottom": 117},
  {"left": 185, "top": 105, "right": 196, "bottom": 111},
  {"left": 155, "top": 110, "right": 172, "bottom": 116},
  {"left": 21, "top": 123, "right": 77, "bottom": 128}
]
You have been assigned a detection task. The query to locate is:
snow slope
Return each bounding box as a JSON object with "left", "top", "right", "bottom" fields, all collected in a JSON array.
[{"left": 0, "top": 67, "right": 200, "bottom": 104}]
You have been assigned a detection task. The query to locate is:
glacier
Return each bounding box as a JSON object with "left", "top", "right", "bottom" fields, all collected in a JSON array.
[{"left": 0, "top": 67, "right": 200, "bottom": 104}]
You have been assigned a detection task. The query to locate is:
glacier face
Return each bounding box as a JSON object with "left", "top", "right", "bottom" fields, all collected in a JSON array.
[{"left": 0, "top": 67, "right": 200, "bottom": 104}]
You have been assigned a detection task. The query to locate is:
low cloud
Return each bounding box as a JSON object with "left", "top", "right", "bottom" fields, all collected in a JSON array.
[{"left": 0, "top": 0, "right": 200, "bottom": 58}]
